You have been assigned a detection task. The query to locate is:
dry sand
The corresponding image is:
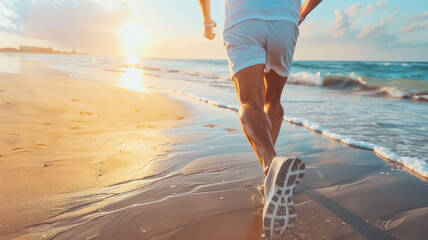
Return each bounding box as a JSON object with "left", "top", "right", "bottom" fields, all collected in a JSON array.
[{"left": 0, "top": 73, "right": 187, "bottom": 239}]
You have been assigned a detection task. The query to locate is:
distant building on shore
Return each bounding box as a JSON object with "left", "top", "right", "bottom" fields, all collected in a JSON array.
[
  {"left": 19, "top": 46, "right": 54, "bottom": 53},
  {"left": 0, "top": 46, "right": 85, "bottom": 55}
]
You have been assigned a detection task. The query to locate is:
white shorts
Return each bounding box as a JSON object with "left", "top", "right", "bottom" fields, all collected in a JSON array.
[{"left": 223, "top": 19, "right": 299, "bottom": 77}]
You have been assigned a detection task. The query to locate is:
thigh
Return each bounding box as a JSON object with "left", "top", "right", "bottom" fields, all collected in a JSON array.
[
  {"left": 232, "top": 64, "right": 266, "bottom": 107},
  {"left": 265, "top": 21, "right": 299, "bottom": 77}
]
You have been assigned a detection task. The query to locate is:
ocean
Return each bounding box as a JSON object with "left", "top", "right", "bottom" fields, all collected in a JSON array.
[{"left": 1, "top": 53, "right": 427, "bottom": 177}]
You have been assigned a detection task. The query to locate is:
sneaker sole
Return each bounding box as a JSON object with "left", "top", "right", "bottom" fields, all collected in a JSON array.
[
  {"left": 287, "top": 159, "right": 305, "bottom": 229},
  {"left": 263, "top": 157, "right": 305, "bottom": 240}
]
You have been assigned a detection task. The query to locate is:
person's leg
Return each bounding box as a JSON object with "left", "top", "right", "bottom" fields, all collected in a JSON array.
[
  {"left": 232, "top": 64, "right": 276, "bottom": 175},
  {"left": 264, "top": 70, "right": 287, "bottom": 145}
]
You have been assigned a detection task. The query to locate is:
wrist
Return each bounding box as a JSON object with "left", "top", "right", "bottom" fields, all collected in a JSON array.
[
  {"left": 203, "top": 19, "right": 214, "bottom": 26},
  {"left": 203, "top": 17, "right": 212, "bottom": 25}
]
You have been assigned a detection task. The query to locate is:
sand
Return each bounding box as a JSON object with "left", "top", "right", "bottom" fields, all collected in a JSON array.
[
  {"left": 1, "top": 71, "right": 427, "bottom": 240},
  {"left": 17, "top": 93, "right": 425, "bottom": 240},
  {"left": 0, "top": 73, "right": 187, "bottom": 239}
]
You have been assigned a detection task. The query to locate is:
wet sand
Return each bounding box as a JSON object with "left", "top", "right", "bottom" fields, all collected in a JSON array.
[
  {"left": 0, "top": 73, "right": 187, "bottom": 239},
  {"left": 25, "top": 93, "right": 428, "bottom": 240},
  {"left": 1, "top": 72, "right": 427, "bottom": 240}
]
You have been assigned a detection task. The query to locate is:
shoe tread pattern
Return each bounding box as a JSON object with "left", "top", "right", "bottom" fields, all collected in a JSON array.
[{"left": 263, "top": 157, "right": 305, "bottom": 240}]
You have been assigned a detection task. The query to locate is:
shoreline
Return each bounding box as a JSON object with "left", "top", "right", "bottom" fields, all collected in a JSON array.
[
  {"left": 170, "top": 89, "right": 428, "bottom": 180},
  {"left": 0, "top": 73, "right": 188, "bottom": 239},
  {"left": 47, "top": 91, "right": 428, "bottom": 240}
]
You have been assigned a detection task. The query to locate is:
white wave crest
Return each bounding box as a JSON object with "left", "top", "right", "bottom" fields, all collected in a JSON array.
[
  {"left": 412, "top": 95, "right": 428, "bottom": 101},
  {"left": 283, "top": 117, "right": 427, "bottom": 178},
  {"left": 288, "top": 72, "right": 323, "bottom": 86},
  {"left": 171, "top": 89, "right": 428, "bottom": 179},
  {"left": 376, "top": 87, "right": 410, "bottom": 98}
]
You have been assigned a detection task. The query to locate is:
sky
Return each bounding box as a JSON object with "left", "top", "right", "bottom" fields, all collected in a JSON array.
[{"left": 0, "top": 0, "right": 427, "bottom": 61}]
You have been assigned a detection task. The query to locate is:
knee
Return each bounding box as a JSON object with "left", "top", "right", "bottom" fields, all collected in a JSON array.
[
  {"left": 239, "top": 100, "right": 263, "bottom": 118},
  {"left": 265, "top": 100, "right": 284, "bottom": 119},
  {"left": 239, "top": 100, "right": 271, "bottom": 125},
  {"left": 239, "top": 101, "right": 272, "bottom": 129}
]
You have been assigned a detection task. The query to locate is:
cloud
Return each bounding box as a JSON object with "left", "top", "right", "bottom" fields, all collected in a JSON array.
[
  {"left": 345, "top": 3, "right": 362, "bottom": 17},
  {"left": 406, "top": 11, "right": 428, "bottom": 21},
  {"left": 294, "top": 33, "right": 409, "bottom": 61},
  {"left": 375, "top": 0, "right": 387, "bottom": 8},
  {"left": 299, "top": 20, "right": 330, "bottom": 39},
  {"left": 401, "top": 20, "right": 428, "bottom": 33},
  {"left": 365, "top": 0, "right": 387, "bottom": 15},
  {"left": 0, "top": 0, "right": 18, "bottom": 29},
  {"left": 28, "top": 1, "right": 131, "bottom": 54},
  {"left": 358, "top": 13, "right": 397, "bottom": 38},
  {"left": 330, "top": 3, "right": 364, "bottom": 38},
  {"left": 0, "top": 29, "right": 52, "bottom": 48},
  {"left": 0, "top": 0, "right": 139, "bottom": 55},
  {"left": 331, "top": 10, "right": 351, "bottom": 38},
  {"left": 89, "top": 0, "right": 145, "bottom": 17}
]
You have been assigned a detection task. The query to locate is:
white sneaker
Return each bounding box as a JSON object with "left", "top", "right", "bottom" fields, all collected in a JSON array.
[{"left": 263, "top": 157, "right": 305, "bottom": 239}]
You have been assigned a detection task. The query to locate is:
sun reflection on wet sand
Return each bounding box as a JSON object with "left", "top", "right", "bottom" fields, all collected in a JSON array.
[{"left": 119, "top": 67, "right": 146, "bottom": 92}]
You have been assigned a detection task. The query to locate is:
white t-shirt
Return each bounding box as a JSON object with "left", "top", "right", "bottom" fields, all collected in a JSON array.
[{"left": 224, "top": 0, "right": 301, "bottom": 31}]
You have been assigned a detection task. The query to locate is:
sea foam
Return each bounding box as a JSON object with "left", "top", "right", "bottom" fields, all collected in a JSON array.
[{"left": 170, "top": 89, "right": 428, "bottom": 179}]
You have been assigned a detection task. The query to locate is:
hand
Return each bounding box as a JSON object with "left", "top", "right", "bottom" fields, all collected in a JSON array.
[
  {"left": 204, "top": 20, "right": 217, "bottom": 40},
  {"left": 298, "top": 16, "right": 305, "bottom": 26}
]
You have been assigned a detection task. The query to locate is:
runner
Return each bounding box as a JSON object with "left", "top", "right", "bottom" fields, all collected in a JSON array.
[{"left": 198, "top": 1, "right": 322, "bottom": 239}]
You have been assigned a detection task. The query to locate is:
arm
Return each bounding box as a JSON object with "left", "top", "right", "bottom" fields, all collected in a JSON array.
[
  {"left": 198, "top": 0, "right": 216, "bottom": 40},
  {"left": 299, "top": 0, "right": 323, "bottom": 25}
]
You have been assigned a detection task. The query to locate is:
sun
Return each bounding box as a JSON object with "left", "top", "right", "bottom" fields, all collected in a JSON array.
[{"left": 117, "top": 21, "right": 146, "bottom": 64}]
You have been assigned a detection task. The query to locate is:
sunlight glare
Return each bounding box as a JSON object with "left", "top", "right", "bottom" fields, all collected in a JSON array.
[
  {"left": 119, "top": 67, "right": 146, "bottom": 92},
  {"left": 117, "top": 21, "right": 146, "bottom": 57}
]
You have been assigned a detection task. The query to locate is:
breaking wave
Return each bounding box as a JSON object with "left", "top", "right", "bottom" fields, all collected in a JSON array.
[{"left": 117, "top": 63, "right": 428, "bottom": 102}]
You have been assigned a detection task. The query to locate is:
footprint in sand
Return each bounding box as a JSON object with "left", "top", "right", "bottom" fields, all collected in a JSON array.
[
  {"left": 137, "top": 124, "right": 154, "bottom": 128},
  {"left": 0, "top": 90, "right": 5, "bottom": 92},
  {"left": 72, "top": 99, "right": 80, "bottom": 102},
  {"left": 204, "top": 124, "right": 238, "bottom": 133},
  {"left": 71, "top": 125, "right": 82, "bottom": 130},
  {"left": 73, "top": 120, "right": 92, "bottom": 123},
  {"left": 12, "top": 147, "right": 23, "bottom": 150},
  {"left": 79, "top": 111, "right": 93, "bottom": 116},
  {"left": 176, "top": 116, "right": 184, "bottom": 120},
  {"left": 225, "top": 128, "right": 238, "bottom": 132},
  {"left": 36, "top": 144, "right": 48, "bottom": 149}
]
